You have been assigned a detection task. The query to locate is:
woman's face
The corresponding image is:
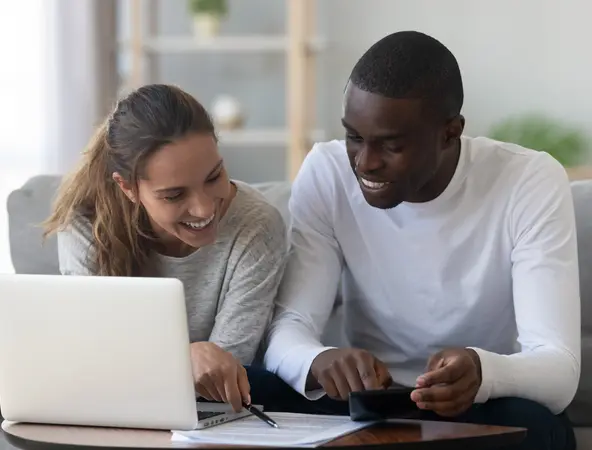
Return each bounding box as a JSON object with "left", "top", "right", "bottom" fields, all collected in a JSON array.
[{"left": 119, "top": 133, "right": 232, "bottom": 255}]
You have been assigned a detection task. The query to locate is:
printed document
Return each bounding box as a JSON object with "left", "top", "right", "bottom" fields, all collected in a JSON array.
[{"left": 172, "top": 412, "right": 374, "bottom": 447}]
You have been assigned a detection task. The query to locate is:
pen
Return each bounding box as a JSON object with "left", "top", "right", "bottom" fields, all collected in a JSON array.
[{"left": 242, "top": 402, "right": 279, "bottom": 428}]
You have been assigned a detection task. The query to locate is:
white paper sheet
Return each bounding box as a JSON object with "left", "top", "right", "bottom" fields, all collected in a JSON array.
[{"left": 172, "top": 412, "right": 374, "bottom": 447}]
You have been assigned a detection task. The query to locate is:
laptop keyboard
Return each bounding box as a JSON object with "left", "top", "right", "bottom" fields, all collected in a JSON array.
[{"left": 198, "top": 411, "right": 225, "bottom": 419}]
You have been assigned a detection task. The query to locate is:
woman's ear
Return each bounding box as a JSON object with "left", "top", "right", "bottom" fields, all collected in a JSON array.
[{"left": 112, "top": 172, "right": 136, "bottom": 203}]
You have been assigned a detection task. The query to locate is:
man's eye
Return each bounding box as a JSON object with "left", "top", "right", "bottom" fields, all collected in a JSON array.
[
  {"left": 346, "top": 133, "right": 363, "bottom": 143},
  {"left": 385, "top": 145, "right": 403, "bottom": 153}
]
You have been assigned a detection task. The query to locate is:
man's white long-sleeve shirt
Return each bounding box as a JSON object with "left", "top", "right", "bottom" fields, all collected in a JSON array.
[{"left": 264, "top": 136, "right": 581, "bottom": 414}]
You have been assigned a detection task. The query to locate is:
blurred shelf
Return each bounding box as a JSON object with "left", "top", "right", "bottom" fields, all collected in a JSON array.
[
  {"left": 567, "top": 165, "right": 592, "bottom": 181},
  {"left": 127, "top": 0, "right": 321, "bottom": 180},
  {"left": 120, "top": 35, "right": 325, "bottom": 53},
  {"left": 217, "top": 128, "right": 325, "bottom": 147}
]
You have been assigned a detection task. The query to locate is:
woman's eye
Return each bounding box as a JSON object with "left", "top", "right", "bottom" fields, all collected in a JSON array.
[
  {"left": 163, "top": 193, "right": 182, "bottom": 202},
  {"left": 206, "top": 172, "right": 222, "bottom": 183}
]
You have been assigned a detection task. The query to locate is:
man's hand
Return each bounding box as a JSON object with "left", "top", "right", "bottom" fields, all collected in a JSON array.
[
  {"left": 190, "top": 342, "right": 250, "bottom": 412},
  {"left": 411, "top": 348, "right": 482, "bottom": 417},
  {"left": 309, "top": 348, "right": 392, "bottom": 400}
]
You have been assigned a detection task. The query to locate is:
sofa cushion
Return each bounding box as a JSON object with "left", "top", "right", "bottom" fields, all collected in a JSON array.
[
  {"left": 567, "top": 180, "right": 592, "bottom": 425},
  {"left": 250, "top": 181, "right": 292, "bottom": 224},
  {"left": 7, "top": 175, "right": 61, "bottom": 274}
]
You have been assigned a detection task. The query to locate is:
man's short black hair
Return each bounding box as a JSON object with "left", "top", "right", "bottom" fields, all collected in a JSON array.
[{"left": 349, "top": 31, "right": 464, "bottom": 119}]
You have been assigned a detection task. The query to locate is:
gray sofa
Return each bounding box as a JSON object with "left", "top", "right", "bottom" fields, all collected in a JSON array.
[{"left": 5, "top": 175, "right": 592, "bottom": 447}]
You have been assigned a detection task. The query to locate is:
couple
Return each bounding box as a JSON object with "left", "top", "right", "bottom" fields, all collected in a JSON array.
[{"left": 45, "top": 31, "right": 580, "bottom": 450}]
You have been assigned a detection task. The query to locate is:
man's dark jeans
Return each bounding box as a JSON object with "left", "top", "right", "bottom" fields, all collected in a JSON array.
[{"left": 246, "top": 366, "right": 576, "bottom": 450}]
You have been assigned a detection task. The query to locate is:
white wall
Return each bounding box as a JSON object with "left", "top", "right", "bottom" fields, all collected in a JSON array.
[
  {"left": 45, "top": 0, "right": 117, "bottom": 174},
  {"left": 0, "top": 0, "right": 48, "bottom": 273},
  {"left": 319, "top": 0, "right": 592, "bottom": 141},
  {"left": 143, "top": 0, "right": 592, "bottom": 181}
]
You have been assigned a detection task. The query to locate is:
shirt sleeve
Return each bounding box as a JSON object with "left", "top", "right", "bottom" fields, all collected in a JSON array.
[
  {"left": 470, "top": 153, "right": 581, "bottom": 414},
  {"left": 209, "top": 207, "right": 289, "bottom": 366},
  {"left": 263, "top": 146, "right": 344, "bottom": 398},
  {"left": 57, "top": 217, "right": 96, "bottom": 276}
]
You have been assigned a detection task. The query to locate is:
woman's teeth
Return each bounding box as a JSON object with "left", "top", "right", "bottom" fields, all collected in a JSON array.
[
  {"left": 182, "top": 214, "right": 214, "bottom": 230},
  {"left": 360, "top": 177, "right": 389, "bottom": 190}
]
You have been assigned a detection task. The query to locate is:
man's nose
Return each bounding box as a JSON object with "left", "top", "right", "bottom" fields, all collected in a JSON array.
[{"left": 355, "top": 145, "right": 383, "bottom": 174}]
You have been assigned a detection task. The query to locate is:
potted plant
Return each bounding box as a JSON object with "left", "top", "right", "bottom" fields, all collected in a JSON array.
[
  {"left": 488, "top": 114, "right": 590, "bottom": 171},
  {"left": 188, "top": 0, "right": 228, "bottom": 38}
]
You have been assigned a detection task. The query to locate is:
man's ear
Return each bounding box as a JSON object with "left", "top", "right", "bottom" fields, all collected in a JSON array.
[
  {"left": 443, "top": 114, "right": 465, "bottom": 148},
  {"left": 112, "top": 172, "right": 136, "bottom": 203}
]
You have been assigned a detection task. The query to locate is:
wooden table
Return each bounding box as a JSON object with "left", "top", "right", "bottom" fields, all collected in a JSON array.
[{"left": 2, "top": 420, "right": 525, "bottom": 449}]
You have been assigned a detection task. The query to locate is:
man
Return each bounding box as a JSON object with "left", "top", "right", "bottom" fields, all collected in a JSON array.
[{"left": 263, "top": 31, "right": 580, "bottom": 450}]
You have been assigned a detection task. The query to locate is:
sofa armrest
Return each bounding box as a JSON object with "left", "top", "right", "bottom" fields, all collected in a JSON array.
[{"left": 7, "top": 175, "right": 62, "bottom": 274}]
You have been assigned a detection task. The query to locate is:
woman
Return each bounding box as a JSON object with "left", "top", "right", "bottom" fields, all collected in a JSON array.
[{"left": 44, "top": 84, "right": 288, "bottom": 413}]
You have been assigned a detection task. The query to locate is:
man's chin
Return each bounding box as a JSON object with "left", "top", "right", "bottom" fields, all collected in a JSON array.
[{"left": 362, "top": 191, "right": 404, "bottom": 210}]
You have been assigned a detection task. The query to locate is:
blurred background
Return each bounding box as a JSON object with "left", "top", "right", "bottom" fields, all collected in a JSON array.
[{"left": 1, "top": 0, "right": 591, "bottom": 274}]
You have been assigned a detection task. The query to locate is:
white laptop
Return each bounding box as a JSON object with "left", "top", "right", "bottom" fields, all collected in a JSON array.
[{"left": 0, "top": 274, "right": 252, "bottom": 430}]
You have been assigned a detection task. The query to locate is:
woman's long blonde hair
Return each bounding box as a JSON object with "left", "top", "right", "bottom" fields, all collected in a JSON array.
[{"left": 43, "top": 84, "right": 215, "bottom": 276}]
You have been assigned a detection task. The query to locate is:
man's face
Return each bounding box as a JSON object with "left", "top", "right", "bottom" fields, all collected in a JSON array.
[{"left": 343, "top": 83, "right": 453, "bottom": 209}]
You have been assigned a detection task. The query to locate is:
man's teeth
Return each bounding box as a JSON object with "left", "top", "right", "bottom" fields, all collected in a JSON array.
[
  {"left": 360, "top": 177, "right": 388, "bottom": 189},
  {"left": 182, "top": 215, "right": 214, "bottom": 230}
]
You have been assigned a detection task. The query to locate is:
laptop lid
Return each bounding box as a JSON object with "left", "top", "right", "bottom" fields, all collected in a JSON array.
[{"left": 0, "top": 274, "right": 198, "bottom": 430}]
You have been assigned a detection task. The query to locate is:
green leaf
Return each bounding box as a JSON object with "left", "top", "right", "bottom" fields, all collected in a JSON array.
[
  {"left": 488, "top": 114, "right": 589, "bottom": 167},
  {"left": 188, "top": 0, "right": 228, "bottom": 16}
]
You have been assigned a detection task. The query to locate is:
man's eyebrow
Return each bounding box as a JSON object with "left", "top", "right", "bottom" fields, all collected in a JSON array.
[
  {"left": 341, "top": 119, "right": 357, "bottom": 131},
  {"left": 374, "top": 131, "right": 407, "bottom": 140},
  {"left": 154, "top": 160, "right": 224, "bottom": 194},
  {"left": 341, "top": 119, "right": 406, "bottom": 140}
]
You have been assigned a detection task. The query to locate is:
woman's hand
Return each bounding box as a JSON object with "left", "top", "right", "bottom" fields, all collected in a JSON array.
[{"left": 190, "top": 342, "right": 251, "bottom": 412}]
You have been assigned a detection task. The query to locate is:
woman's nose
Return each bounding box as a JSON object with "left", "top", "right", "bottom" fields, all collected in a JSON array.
[{"left": 187, "top": 195, "right": 215, "bottom": 219}]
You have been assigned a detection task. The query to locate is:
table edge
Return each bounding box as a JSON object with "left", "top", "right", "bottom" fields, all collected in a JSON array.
[{"left": 2, "top": 426, "right": 527, "bottom": 450}]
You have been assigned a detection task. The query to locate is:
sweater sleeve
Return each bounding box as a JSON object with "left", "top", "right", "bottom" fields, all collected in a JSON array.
[
  {"left": 470, "top": 153, "right": 581, "bottom": 414},
  {"left": 208, "top": 207, "right": 289, "bottom": 366}
]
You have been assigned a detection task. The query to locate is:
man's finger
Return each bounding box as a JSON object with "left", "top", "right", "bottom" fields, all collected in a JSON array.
[
  {"left": 417, "top": 355, "right": 445, "bottom": 387},
  {"left": 351, "top": 353, "right": 379, "bottom": 391},
  {"left": 332, "top": 367, "right": 354, "bottom": 400},
  {"left": 418, "top": 384, "right": 477, "bottom": 417},
  {"left": 418, "top": 359, "right": 465, "bottom": 386},
  {"left": 375, "top": 361, "right": 392, "bottom": 389},
  {"left": 412, "top": 384, "right": 455, "bottom": 403},
  {"left": 413, "top": 370, "right": 475, "bottom": 403},
  {"left": 357, "top": 366, "right": 379, "bottom": 391},
  {"left": 341, "top": 358, "right": 367, "bottom": 392},
  {"left": 344, "top": 370, "right": 365, "bottom": 393},
  {"left": 425, "top": 353, "right": 445, "bottom": 372},
  {"left": 318, "top": 373, "right": 340, "bottom": 399}
]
